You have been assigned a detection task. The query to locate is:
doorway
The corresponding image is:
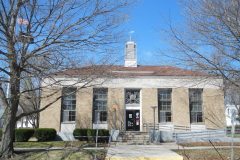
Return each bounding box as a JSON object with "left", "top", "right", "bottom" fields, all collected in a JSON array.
[{"left": 126, "top": 110, "right": 140, "bottom": 131}]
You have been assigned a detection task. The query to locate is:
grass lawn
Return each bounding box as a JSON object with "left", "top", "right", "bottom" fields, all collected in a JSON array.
[
  {"left": 14, "top": 141, "right": 109, "bottom": 148},
  {"left": 12, "top": 141, "right": 108, "bottom": 160},
  {"left": 174, "top": 148, "right": 240, "bottom": 160},
  {"left": 13, "top": 149, "right": 106, "bottom": 160}
]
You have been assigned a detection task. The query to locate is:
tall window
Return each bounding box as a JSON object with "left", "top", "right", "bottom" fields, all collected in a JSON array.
[
  {"left": 189, "top": 89, "right": 203, "bottom": 123},
  {"left": 158, "top": 89, "right": 172, "bottom": 123},
  {"left": 125, "top": 89, "right": 140, "bottom": 104},
  {"left": 61, "top": 88, "right": 76, "bottom": 122},
  {"left": 93, "top": 88, "right": 108, "bottom": 123}
]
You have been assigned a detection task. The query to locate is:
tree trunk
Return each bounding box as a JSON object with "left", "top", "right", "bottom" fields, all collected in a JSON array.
[
  {"left": 36, "top": 113, "right": 39, "bottom": 128},
  {"left": 0, "top": 82, "right": 20, "bottom": 158},
  {"left": 0, "top": 49, "right": 20, "bottom": 158},
  {"left": 0, "top": 89, "right": 19, "bottom": 158},
  {"left": 0, "top": 77, "right": 19, "bottom": 158},
  {"left": 0, "top": 106, "right": 17, "bottom": 158}
]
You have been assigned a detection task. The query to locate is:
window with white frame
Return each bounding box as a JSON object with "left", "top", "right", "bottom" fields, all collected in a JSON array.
[
  {"left": 125, "top": 89, "right": 140, "bottom": 104},
  {"left": 189, "top": 89, "right": 203, "bottom": 123},
  {"left": 61, "top": 88, "right": 76, "bottom": 122},
  {"left": 93, "top": 88, "right": 108, "bottom": 123},
  {"left": 158, "top": 89, "right": 172, "bottom": 123}
]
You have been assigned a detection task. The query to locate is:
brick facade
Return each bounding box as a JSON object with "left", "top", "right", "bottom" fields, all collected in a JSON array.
[
  {"left": 75, "top": 88, "right": 93, "bottom": 128},
  {"left": 39, "top": 86, "right": 225, "bottom": 132},
  {"left": 142, "top": 88, "right": 158, "bottom": 130},
  {"left": 172, "top": 88, "right": 190, "bottom": 127},
  {"left": 203, "top": 88, "right": 225, "bottom": 129},
  {"left": 107, "top": 88, "right": 125, "bottom": 130},
  {"left": 39, "top": 87, "right": 62, "bottom": 131}
]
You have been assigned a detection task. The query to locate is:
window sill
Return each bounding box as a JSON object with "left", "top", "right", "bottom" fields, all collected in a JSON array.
[
  {"left": 190, "top": 123, "right": 205, "bottom": 126},
  {"left": 125, "top": 104, "right": 140, "bottom": 107},
  {"left": 61, "top": 121, "right": 76, "bottom": 124},
  {"left": 93, "top": 122, "right": 107, "bottom": 125},
  {"left": 159, "top": 122, "right": 173, "bottom": 125}
]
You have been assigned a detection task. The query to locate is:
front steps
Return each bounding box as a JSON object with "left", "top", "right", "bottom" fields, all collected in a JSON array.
[{"left": 117, "top": 131, "right": 150, "bottom": 145}]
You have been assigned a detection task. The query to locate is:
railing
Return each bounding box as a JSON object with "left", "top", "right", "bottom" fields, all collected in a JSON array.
[
  {"left": 159, "top": 124, "right": 174, "bottom": 131},
  {"left": 174, "top": 125, "right": 191, "bottom": 131},
  {"left": 226, "top": 128, "right": 240, "bottom": 134},
  {"left": 143, "top": 123, "right": 235, "bottom": 143},
  {"left": 143, "top": 123, "right": 160, "bottom": 132},
  {"left": 143, "top": 123, "right": 191, "bottom": 132},
  {"left": 143, "top": 123, "right": 219, "bottom": 133},
  {"left": 173, "top": 129, "right": 226, "bottom": 143}
]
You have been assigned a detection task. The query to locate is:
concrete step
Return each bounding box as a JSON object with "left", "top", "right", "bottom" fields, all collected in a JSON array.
[
  {"left": 124, "top": 131, "right": 148, "bottom": 135},
  {"left": 118, "top": 131, "right": 150, "bottom": 144}
]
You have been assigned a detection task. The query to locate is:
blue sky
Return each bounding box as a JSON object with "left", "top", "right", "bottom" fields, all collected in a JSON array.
[{"left": 122, "top": 0, "right": 184, "bottom": 66}]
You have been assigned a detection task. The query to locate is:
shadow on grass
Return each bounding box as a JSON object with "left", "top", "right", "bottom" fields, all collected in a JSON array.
[{"left": 13, "top": 148, "right": 107, "bottom": 160}]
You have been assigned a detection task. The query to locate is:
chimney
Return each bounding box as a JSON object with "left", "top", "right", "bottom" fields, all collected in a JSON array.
[{"left": 124, "top": 41, "right": 137, "bottom": 67}]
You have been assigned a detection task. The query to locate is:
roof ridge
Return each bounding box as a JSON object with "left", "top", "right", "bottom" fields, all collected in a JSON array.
[{"left": 54, "top": 65, "right": 208, "bottom": 77}]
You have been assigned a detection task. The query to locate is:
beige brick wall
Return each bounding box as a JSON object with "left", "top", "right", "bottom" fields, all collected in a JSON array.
[
  {"left": 107, "top": 88, "right": 125, "bottom": 130},
  {"left": 172, "top": 88, "right": 190, "bottom": 127},
  {"left": 39, "top": 87, "right": 62, "bottom": 131},
  {"left": 142, "top": 88, "right": 158, "bottom": 130},
  {"left": 39, "top": 86, "right": 225, "bottom": 132},
  {"left": 75, "top": 88, "right": 93, "bottom": 128},
  {"left": 203, "top": 88, "right": 225, "bottom": 129}
]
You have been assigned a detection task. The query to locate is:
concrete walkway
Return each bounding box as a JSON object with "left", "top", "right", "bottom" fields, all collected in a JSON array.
[{"left": 105, "top": 144, "right": 183, "bottom": 160}]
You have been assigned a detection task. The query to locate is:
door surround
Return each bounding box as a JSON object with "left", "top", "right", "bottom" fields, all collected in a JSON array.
[{"left": 124, "top": 88, "right": 142, "bottom": 131}]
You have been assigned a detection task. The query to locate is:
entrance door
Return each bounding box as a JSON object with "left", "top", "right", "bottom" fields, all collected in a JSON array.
[{"left": 126, "top": 110, "right": 140, "bottom": 131}]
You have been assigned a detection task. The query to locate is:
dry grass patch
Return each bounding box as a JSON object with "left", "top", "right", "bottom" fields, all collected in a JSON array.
[
  {"left": 13, "top": 149, "right": 106, "bottom": 160},
  {"left": 14, "top": 141, "right": 109, "bottom": 148},
  {"left": 174, "top": 148, "right": 240, "bottom": 160},
  {"left": 179, "top": 142, "right": 240, "bottom": 147}
]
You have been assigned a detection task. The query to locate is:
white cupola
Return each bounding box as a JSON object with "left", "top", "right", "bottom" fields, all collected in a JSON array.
[{"left": 124, "top": 41, "right": 137, "bottom": 67}]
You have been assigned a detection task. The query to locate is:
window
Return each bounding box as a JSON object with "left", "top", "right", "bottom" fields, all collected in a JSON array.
[
  {"left": 158, "top": 89, "right": 172, "bottom": 123},
  {"left": 93, "top": 88, "right": 108, "bottom": 123},
  {"left": 189, "top": 89, "right": 203, "bottom": 123},
  {"left": 125, "top": 89, "right": 140, "bottom": 104},
  {"left": 61, "top": 88, "right": 76, "bottom": 122}
]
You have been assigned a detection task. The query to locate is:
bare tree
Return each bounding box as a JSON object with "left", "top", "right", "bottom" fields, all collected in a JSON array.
[
  {"left": 225, "top": 82, "right": 240, "bottom": 123},
  {"left": 18, "top": 75, "right": 41, "bottom": 128},
  {"left": 0, "top": 0, "right": 130, "bottom": 158},
  {"left": 167, "top": 0, "right": 240, "bottom": 117}
]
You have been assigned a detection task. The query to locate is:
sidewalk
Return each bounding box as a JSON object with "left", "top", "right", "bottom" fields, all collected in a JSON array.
[
  {"left": 105, "top": 144, "right": 183, "bottom": 160},
  {"left": 105, "top": 142, "right": 240, "bottom": 160}
]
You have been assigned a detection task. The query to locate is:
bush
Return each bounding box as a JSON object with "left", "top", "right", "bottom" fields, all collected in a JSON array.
[
  {"left": 87, "top": 129, "right": 96, "bottom": 142},
  {"left": 73, "top": 128, "right": 88, "bottom": 141},
  {"left": 97, "top": 129, "right": 109, "bottom": 143},
  {"left": 73, "top": 128, "right": 109, "bottom": 142},
  {"left": 235, "top": 125, "right": 240, "bottom": 128},
  {"left": 15, "top": 128, "right": 35, "bottom": 142},
  {"left": 35, "top": 128, "right": 56, "bottom": 141}
]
